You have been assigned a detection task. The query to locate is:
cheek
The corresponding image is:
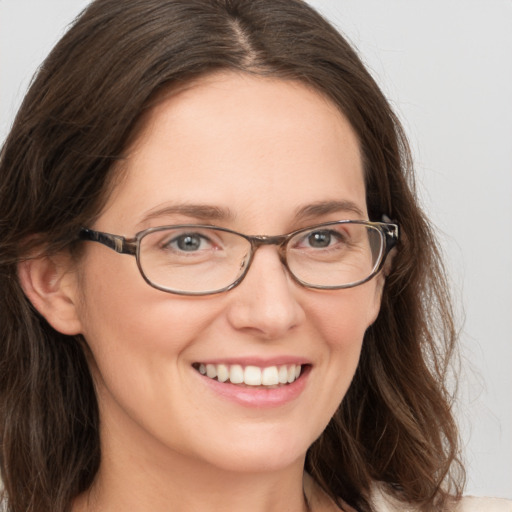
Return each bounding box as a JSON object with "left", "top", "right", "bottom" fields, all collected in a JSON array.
[
  {"left": 307, "top": 282, "right": 381, "bottom": 348},
  {"left": 75, "top": 251, "right": 224, "bottom": 386},
  {"left": 74, "top": 254, "right": 230, "bottom": 447},
  {"left": 79, "top": 250, "right": 211, "bottom": 335},
  {"left": 305, "top": 284, "right": 382, "bottom": 403}
]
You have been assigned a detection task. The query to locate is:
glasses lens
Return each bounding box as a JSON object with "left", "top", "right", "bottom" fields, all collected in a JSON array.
[
  {"left": 138, "top": 227, "right": 251, "bottom": 294},
  {"left": 286, "top": 222, "right": 384, "bottom": 288}
]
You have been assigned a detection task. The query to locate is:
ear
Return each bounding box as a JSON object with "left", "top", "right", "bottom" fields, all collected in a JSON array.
[
  {"left": 18, "top": 252, "right": 82, "bottom": 335},
  {"left": 367, "top": 246, "right": 397, "bottom": 326},
  {"left": 367, "top": 273, "right": 385, "bottom": 326},
  {"left": 382, "top": 246, "right": 397, "bottom": 279}
]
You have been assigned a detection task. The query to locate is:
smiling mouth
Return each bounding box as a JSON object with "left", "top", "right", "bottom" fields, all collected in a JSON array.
[{"left": 192, "top": 363, "right": 306, "bottom": 387}]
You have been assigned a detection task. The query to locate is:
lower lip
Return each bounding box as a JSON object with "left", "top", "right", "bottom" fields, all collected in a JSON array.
[{"left": 195, "top": 366, "right": 311, "bottom": 408}]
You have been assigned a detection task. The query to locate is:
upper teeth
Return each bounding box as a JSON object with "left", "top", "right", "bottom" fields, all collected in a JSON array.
[{"left": 197, "top": 363, "right": 302, "bottom": 386}]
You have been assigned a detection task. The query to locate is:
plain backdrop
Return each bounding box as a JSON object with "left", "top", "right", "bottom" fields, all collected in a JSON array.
[{"left": 1, "top": 0, "right": 511, "bottom": 499}]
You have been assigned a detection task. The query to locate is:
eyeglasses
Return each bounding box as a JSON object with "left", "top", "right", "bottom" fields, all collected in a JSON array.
[{"left": 79, "top": 220, "right": 399, "bottom": 296}]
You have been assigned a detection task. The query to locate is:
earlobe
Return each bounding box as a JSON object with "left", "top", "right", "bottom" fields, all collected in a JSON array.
[{"left": 17, "top": 253, "right": 82, "bottom": 335}]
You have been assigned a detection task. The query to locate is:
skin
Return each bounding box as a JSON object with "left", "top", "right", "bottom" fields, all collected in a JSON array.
[{"left": 21, "top": 72, "right": 384, "bottom": 512}]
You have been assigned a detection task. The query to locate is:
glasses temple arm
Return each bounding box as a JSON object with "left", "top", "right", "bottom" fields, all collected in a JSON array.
[
  {"left": 79, "top": 228, "right": 137, "bottom": 255},
  {"left": 383, "top": 224, "right": 399, "bottom": 253}
]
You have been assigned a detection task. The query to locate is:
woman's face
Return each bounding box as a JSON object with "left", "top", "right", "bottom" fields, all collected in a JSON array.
[{"left": 73, "top": 72, "right": 384, "bottom": 474}]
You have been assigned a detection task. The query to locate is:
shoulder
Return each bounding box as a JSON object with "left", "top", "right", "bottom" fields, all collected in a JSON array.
[{"left": 370, "top": 484, "right": 512, "bottom": 512}]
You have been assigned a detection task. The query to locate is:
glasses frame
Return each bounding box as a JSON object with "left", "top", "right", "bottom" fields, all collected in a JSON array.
[{"left": 79, "top": 220, "right": 399, "bottom": 296}]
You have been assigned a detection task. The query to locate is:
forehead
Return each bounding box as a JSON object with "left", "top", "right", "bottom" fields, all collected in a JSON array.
[{"left": 99, "top": 72, "right": 366, "bottom": 233}]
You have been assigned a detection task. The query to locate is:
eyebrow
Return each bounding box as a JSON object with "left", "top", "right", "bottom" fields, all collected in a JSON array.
[
  {"left": 138, "top": 203, "right": 235, "bottom": 227},
  {"left": 294, "top": 200, "right": 366, "bottom": 221}
]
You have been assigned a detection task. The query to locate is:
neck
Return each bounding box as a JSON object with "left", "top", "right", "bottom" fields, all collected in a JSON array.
[
  {"left": 73, "top": 424, "right": 309, "bottom": 512},
  {"left": 75, "top": 461, "right": 309, "bottom": 512}
]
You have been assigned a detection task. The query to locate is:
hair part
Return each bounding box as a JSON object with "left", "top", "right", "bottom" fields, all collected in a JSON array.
[{"left": 0, "top": 1, "right": 464, "bottom": 511}]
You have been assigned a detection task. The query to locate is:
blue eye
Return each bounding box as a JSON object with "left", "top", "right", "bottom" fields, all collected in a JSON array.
[
  {"left": 165, "top": 233, "right": 213, "bottom": 252},
  {"left": 307, "top": 231, "right": 333, "bottom": 248},
  {"left": 302, "top": 229, "right": 346, "bottom": 249},
  {"left": 174, "top": 234, "right": 203, "bottom": 251}
]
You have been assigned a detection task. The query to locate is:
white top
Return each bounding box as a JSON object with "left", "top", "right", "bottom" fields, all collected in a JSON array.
[
  {"left": 371, "top": 485, "right": 512, "bottom": 512},
  {"left": 304, "top": 474, "right": 512, "bottom": 512}
]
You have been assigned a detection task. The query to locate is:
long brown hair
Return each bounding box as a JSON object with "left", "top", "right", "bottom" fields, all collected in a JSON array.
[{"left": 0, "top": 1, "right": 464, "bottom": 511}]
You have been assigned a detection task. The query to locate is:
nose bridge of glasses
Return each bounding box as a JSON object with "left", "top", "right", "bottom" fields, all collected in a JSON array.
[
  {"left": 250, "top": 234, "right": 288, "bottom": 248},
  {"left": 249, "top": 234, "right": 290, "bottom": 260},
  {"left": 244, "top": 234, "right": 290, "bottom": 273}
]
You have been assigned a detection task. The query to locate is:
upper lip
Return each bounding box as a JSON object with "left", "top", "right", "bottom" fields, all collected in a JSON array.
[{"left": 193, "top": 356, "right": 311, "bottom": 367}]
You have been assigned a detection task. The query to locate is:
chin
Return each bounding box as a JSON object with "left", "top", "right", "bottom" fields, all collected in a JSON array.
[
  {"left": 187, "top": 426, "right": 312, "bottom": 474},
  {"left": 207, "top": 448, "right": 306, "bottom": 474}
]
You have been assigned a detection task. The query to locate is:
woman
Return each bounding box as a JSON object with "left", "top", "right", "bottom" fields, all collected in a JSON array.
[{"left": 0, "top": 1, "right": 510, "bottom": 511}]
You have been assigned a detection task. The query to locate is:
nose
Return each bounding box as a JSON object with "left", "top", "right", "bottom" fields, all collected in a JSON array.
[{"left": 225, "top": 245, "right": 305, "bottom": 339}]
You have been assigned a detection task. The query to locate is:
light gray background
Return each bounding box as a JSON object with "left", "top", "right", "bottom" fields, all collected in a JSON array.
[{"left": 1, "top": 0, "right": 511, "bottom": 499}]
